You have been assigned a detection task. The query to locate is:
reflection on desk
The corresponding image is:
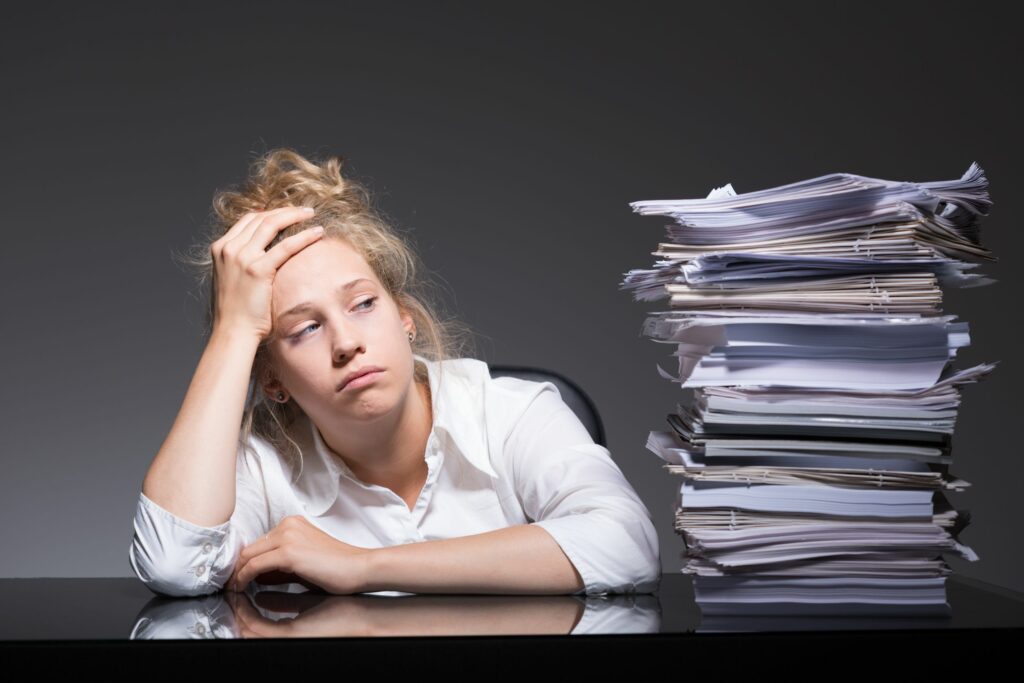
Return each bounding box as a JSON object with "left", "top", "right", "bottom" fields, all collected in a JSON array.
[
  {"left": 119, "top": 571, "right": 1024, "bottom": 640},
  {"left": 2, "top": 572, "right": 1023, "bottom": 669},
  {"left": 2, "top": 573, "right": 1015, "bottom": 643},
  {"left": 130, "top": 587, "right": 662, "bottom": 639}
]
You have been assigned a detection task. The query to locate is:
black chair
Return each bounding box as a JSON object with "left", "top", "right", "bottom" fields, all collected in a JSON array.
[{"left": 488, "top": 364, "right": 607, "bottom": 448}]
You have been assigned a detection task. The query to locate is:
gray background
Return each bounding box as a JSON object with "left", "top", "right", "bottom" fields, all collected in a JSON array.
[{"left": 3, "top": 1, "right": 1021, "bottom": 592}]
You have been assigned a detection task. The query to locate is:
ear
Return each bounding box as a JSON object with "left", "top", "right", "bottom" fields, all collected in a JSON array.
[
  {"left": 261, "top": 379, "right": 285, "bottom": 402},
  {"left": 257, "top": 360, "right": 284, "bottom": 400},
  {"left": 400, "top": 308, "right": 415, "bottom": 336}
]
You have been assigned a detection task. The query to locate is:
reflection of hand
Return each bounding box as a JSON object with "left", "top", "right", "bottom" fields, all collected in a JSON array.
[
  {"left": 224, "top": 591, "right": 585, "bottom": 638},
  {"left": 225, "top": 590, "right": 376, "bottom": 638},
  {"left": 226, "top": 515, "right": 372, "bottom": 595}
]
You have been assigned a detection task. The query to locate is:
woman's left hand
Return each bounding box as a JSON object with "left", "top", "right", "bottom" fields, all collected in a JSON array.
[{"left": 227, "top": 515, "right": 373, "bottom": 595}]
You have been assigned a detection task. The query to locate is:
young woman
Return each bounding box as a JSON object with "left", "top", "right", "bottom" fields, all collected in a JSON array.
[{"left": 128, "top": 149, "right": 661, "bottom": 597}]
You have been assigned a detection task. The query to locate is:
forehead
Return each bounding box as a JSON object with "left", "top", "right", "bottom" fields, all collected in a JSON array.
[{"left": 272, "top": 238, "right": 378, "bottom": 302}]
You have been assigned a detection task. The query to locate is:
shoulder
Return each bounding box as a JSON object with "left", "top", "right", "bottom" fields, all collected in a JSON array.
[
  {"left": 427, "top": 355, "right": 559, "bottom": 416},
  {"left": 487, "top": 373, "right": 560, "bottom": 415},
  {"left": 484, "top": 371, "right": 580, "bottom": 448},
  {"left": 429, "top": 355, "right": 564, "bottom": 438},
  {"left": 422, "top": 354, "right": 590, "bottom": 462}
]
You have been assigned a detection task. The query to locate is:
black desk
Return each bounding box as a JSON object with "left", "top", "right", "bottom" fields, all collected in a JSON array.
[{"left": 3, "top": 573, "right": 1022, "bottom": 672}]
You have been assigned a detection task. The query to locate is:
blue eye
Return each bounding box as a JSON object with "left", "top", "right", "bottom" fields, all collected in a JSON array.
[
  {"left": 293, "top": 322, "right": 320, "bottom": 338},
  {"left": 289, "top": 297, "right": 377, "bottom": 340}
]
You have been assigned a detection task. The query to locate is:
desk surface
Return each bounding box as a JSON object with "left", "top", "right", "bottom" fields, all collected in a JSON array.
[{"left": 3, "top": 573, "right": 1022, "bottom": 671}]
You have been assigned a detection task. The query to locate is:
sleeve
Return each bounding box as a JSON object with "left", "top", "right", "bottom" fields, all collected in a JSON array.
[
  {"left": 506, "top": 381, "right": 662, "bottom": 597},
  {"left": 128, "top": 444, "right": 272, "bottom": 598}
]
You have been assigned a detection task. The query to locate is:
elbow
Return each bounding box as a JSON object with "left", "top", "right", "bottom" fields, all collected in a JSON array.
[
  {"left": 128, "top": 490, "right": 240, "bottom": 598},
  {"left": 597, "top": 505, "right": 661, "bottom": 594},
  {"left": 637, "top": 553, "right": 661, "bottom": 594},
  {"left": 624, "top": 511, "right": 662, "bottom": 593},
  {"left": 559, "top": 507, "right": 662, "bottom": 596},
  {"left": 128, "top": 535, "right": 225, "bottom": 598}
]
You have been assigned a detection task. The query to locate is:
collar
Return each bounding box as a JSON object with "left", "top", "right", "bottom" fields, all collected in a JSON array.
[{"left": 290, "top": 353, "right": 499, "bottom": 517}]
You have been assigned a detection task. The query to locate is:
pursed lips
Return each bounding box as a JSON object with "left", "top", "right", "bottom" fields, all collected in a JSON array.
[{"left": 338, "top": 368, "right": 383, "bottom": 391}]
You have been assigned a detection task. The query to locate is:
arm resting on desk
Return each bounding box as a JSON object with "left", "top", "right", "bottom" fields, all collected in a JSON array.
[
  {"left": 128, "top": 448, "right": 270, "bottom": 597},
  {"left": 363, "top": 523, "right": 584, "bottom": 594},
  {"left": 503, "top": 381, "right": 663, "bottom": 596}
]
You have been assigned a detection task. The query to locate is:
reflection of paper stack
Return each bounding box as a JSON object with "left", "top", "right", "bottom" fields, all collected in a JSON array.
[{"left": 623, "top": 164, "right": 997, "bottom": 619}]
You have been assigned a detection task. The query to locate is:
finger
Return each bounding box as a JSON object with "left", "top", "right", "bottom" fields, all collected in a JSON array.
[
  {"left": 228, "top": 566, "right": 247, "bottom": 592},
  {"left": 231, "top": 536, "right": 272, "bottom": 590},
  {"left": 234, "top": 548, "right": 285, "bottom": 591},
  {"left": 236, "top": 205, "right": 317, "bottom": 256},
  {"left": 229, "top": 555, "right": 245, "bottom": 590},
  {"left": 261, "top": 226, "right": 326, "bottom": 273},
  {"left": 214, "top": 211, "right": 263, "bottom": 250},
  {"left": 219, "top": 206, "right": 311, "bottom": 261}
]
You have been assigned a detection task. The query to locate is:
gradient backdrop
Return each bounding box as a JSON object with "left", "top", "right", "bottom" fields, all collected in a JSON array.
[{"left": 2, "top": 1, "right": 1021, "bottom": 593}]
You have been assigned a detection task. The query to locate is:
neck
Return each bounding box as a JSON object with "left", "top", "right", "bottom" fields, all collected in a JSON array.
[{"left": 318, "top": 376, "right": 433, "bottom": 492}]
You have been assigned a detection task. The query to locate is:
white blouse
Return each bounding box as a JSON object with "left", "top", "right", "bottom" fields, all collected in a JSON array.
[{"left": 128, "top": 354, "right": 661, "bottom": 598}]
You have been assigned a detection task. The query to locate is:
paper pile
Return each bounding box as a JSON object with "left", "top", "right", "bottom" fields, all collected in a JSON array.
[{"left": 623, "top": 163, "right": 998, "bottom": 618}]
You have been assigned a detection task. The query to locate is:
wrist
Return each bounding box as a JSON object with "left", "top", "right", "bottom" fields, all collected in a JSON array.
[
  {"left": 210, "top": 323, "right": 264, "bottom": 350},
  {"left": 361, "top": 546, "right": 393, "bottom": 593}
]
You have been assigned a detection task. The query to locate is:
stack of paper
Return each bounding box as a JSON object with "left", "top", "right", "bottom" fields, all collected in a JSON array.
[{"left": 623, "top": 164, "right": 998, "bottom": 618}]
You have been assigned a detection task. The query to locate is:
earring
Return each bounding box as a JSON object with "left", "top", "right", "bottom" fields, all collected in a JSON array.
[
  {"left": 408, "top": 330, "right": 415, "bottom": 342},
  {"left": 276, "top": 392, "right": 286, "bottom": 402}
]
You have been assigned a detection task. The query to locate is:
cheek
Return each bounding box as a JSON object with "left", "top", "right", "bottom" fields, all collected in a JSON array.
[{"left": 276, "top": 350, "right": 321, "bottom": 387}]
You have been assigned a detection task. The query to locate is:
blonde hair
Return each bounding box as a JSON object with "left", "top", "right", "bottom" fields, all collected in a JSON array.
[{"left": 176, "top": 148, "right": 479, "bottom": 476}]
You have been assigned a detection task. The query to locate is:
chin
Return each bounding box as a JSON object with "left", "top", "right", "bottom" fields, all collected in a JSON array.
[{"left": 336, "top": 392, "right": 398, "bottom": 418}]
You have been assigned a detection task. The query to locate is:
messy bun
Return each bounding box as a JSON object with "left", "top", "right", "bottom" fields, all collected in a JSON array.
[{"left": 175, "top": 148, "right": 478, "bottom": 476}]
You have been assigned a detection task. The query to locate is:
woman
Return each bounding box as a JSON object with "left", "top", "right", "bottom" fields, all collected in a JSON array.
[{"left": 128, "top": 149, "right": 661, "bottom": 597}]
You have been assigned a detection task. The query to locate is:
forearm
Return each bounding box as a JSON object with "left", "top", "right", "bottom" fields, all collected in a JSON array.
[
  {"left": 362, "top": 524, "right": 585, "bottom": 595},
  {"left": 142, "top": 325, "right": 261, "bottom": 527}
]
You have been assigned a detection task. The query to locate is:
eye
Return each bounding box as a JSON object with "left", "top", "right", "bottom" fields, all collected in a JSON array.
[
  {"left": 288, "top": 297, "right": 377, "bottom": 340},
  {"left": 292, "top": 322, "right": 320, "bottom": 339}
]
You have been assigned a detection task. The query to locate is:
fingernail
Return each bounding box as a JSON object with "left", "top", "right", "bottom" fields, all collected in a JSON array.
[
  {"left": 312, "top": 226, "right": 324, "bottom": 234},
  {"left": 302, "top": 207, "right": 315, "bottom": 213}
]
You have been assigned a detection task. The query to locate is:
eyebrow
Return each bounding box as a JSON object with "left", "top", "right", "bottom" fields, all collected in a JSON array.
[{"left": 276, "top": 278, "right": 377, "bottom": 324}]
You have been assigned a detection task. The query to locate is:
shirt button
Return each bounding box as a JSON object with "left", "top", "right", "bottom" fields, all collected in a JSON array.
[
  {"left": 195, "top": 564, "right": 207, "bottom": 577},
  {"left": 194, "top": 622, "right": 207, "bottom": 636},
  {"left": 201, "top": 542, "right": 213, "bottom": 554}
]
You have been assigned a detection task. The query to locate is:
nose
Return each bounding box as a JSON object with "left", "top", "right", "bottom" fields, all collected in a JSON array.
[{"left": 331, "top": 323, "right": 364, "bottom": 365}]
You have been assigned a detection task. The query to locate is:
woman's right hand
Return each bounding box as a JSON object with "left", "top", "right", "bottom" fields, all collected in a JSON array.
[{"left": 210, "top": 206, "right": 325, "bottom": 341}]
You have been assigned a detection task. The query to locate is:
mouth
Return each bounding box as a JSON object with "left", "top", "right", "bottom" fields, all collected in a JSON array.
[{"left": 337, "top": 368, "right": 385, "bottom": 392}]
